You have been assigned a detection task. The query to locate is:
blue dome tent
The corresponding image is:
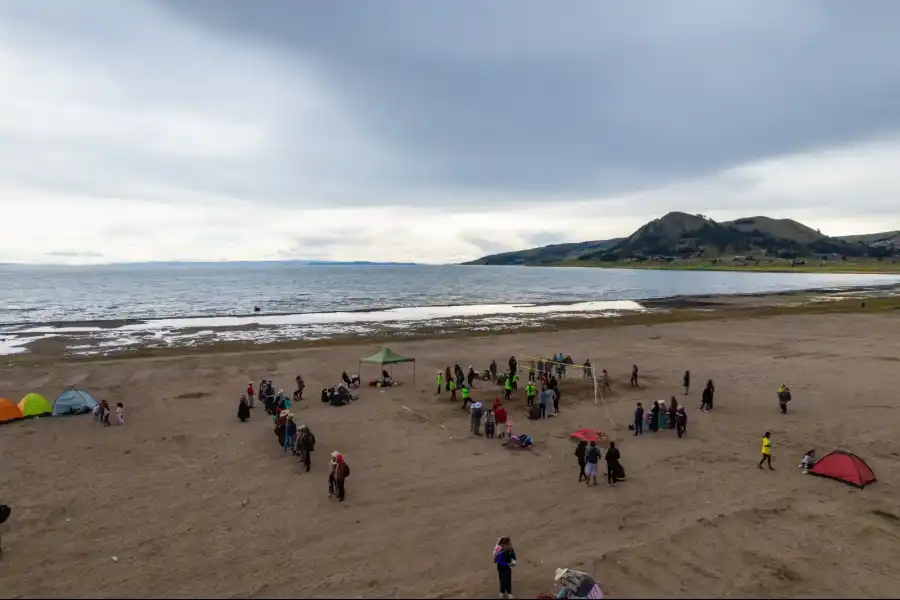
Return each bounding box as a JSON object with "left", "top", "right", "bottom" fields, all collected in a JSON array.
[{"left": 52, "top": 388, "right": 99, "bottom": 416}]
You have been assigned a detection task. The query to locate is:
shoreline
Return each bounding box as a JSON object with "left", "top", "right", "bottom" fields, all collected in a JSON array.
[
  {"left": 5, "top": 286, "right": 899, "bottom": 364},
  {"left": 538, "top": 259, "right": 900, "bottom": 274}
]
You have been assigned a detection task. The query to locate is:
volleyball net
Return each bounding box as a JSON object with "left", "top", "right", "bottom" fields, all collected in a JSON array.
[{"left": 517, "top": 353, "right": 616, "bottom": 430}]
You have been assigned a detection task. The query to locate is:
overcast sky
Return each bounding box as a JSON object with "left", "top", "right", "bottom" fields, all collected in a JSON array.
[{"left": 3, "top": 1, "right": 900, "bottom": 264}]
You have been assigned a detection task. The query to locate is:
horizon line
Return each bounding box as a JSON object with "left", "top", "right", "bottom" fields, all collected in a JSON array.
[{"left": 0, "top": 259, "right": 438, "bottom": 268}]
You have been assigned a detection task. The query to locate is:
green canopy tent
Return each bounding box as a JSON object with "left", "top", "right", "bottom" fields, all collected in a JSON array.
[{"left": 359, "top": 348, "right": 416, "bottom": 385}]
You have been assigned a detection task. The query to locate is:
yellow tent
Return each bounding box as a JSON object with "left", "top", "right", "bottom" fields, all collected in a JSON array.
[{"left": 19, "top": 393, "right": 52, "bottom": 418}]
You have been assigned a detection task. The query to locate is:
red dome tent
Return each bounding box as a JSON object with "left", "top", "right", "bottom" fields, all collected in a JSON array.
[{"left": 808, "top": 450, "right": 876, "bottom": 489}]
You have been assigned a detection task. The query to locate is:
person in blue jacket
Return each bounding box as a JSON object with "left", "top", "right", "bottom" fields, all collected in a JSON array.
[{"left": 493, "top": 536, "right": 517, "bottom": 599}]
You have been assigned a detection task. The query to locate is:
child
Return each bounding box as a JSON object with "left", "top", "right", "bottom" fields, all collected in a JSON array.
[
  {"left": 101, "top": 401, "right": 111, "bottom": 427},
  {"left": 484, "top": 409, "right": 496, "bottom": 439},
  {"left": 799, "top": 449, "right": 816, "bottom": 473},
  {"left": 92, "top": 402, "right": 102, "bottom": 422},
  {"left": 115, "top": 402, "right": 125, "bottom": 425},
  {"left": 505, "top": 419, "right": 513, "bottom": 440}
]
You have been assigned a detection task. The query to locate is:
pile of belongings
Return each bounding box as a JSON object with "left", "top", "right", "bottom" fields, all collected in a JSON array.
[{"left": 553, "top": 568, "right": 604, "bottom": 599}]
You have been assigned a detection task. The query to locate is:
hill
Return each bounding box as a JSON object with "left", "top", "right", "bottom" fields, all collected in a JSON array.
[
  {"left": 463, "top": 238, "right": 622, "bottom": 265},
  {"left": 465, "top": 212, "right": 898, "bottom": 266}
]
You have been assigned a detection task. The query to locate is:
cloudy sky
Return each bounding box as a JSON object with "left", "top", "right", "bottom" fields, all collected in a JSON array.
[{"left": 2, "top": 1, "right": 900, "bottom": 264}]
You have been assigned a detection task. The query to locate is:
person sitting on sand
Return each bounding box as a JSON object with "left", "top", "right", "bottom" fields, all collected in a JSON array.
[
  {"left": 342, "top": 371, "right": 361, "bottom": 388},
  {"left": 799, "top": 449, "right": 816, "bottom": 473},
  {"left": 381, "top": 369, "right": 393, "bottom": 387},
  {"left": 237, "top": 395, "right": 251, "bottom": 422}
]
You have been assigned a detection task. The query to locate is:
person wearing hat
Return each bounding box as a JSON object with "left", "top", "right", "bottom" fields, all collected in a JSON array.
[
  {"left": 470, "top": 401, "right": 484, "bottom": 435},
  {"left": 296, "top": 424, "right": 316, "bottom": 471},
  {"left": 332, "top": 454, "right": 350, "bottom": 502}
]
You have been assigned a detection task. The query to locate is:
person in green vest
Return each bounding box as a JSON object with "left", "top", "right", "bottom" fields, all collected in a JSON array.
[
  {"left": 504, "top": 375, "right": 513, "bottom": 401},
  {"left": 436, "top": 371, "right": 443, "bottom": 395},
  {"left": 449, "top": 378, "right": 457, "bottom": 402},
  {"left": 461, "top": 385, "right": 471, "bottom": 410},
  {"left": 525, "top": 381, "right": 537, "bottom": 407},
  {"left": 511, "top": 372, "right": 519, "bottom": 390}
]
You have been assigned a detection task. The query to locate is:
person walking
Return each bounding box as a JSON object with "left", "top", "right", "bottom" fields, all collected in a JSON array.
[
  {"left": 629, "top": 364, "right": 639, "bottom": 388},
  {"left": 633, "top": 402, "right": 644, "bottom": 435},
  {"left": 683, "top": 370, "right": 691, "bottom": 395},
  {"left": 461, "top": 385, "right": 472, "bottom": 410},
  {"left": 552, "top": 386, "right": 560, "bottom": 415},
  {"left": 605, "top": 441, "right": 621, "bottom": 486},
  {"left": 471, "top": 402, "right": 484, "bottom": 436},
  {"left": 574, "top": 440, "right": 587, "bottom": 482},
  {"left": 777, "top": 385, "right": 791, "bottom": 414},
  {"left": 584, "top": 441, "right": 600, "bottom": 487},
  {"left": 504, "top": 376, "right": 513, "bottom": 402},
  {"left": 436, "top": 371, "right": 443, "bottom": 395},
  {"left": 493, "top": 537, "right": 517, "bottom": 600},
  {"left": 449, "top": 378, "right": 457, "bottom": 402},
  {"left": 758, "top": 432, "right": 774, "bottom": 470},
  {"left": 297, "top": 425, "right": 316, "bottom": 473},
  {"left": 333, "top": 454, "right": 350, "bottom": 501}
]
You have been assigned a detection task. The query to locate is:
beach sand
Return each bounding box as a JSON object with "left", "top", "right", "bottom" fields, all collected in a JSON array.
[{"left": 2, "top": 311, "right": 900, "bottom": 598}]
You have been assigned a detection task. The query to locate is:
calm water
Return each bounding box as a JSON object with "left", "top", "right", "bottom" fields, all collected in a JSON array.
[{"left": 2, "top": 263, "right": 899, "bottom": 326}]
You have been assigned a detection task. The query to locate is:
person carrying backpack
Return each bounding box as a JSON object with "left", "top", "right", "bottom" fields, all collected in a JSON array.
[{"left": 332, "top": 454, "right": 350, "bottom": 502}]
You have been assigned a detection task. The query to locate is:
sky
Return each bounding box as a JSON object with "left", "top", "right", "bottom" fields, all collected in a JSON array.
[{"left": 2, "top": 1, "right": 900, "bottom": 265}]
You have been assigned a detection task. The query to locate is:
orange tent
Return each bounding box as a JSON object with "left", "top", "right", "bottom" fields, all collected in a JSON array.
[{"left": 0, "top": 398, "right": 24, "bottom": 424}]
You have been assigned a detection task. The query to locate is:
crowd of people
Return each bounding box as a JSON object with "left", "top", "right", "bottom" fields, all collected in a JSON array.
[{"left": 231, "top": 356, "right": 798, "bottom": 598}]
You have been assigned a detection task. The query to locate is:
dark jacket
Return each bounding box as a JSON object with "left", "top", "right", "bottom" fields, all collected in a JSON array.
[
  {"left": 574, "top": 441, "right": 587, "bottom": 463},
  {"left": 605, "top": 447, "right": 621, "bottom": 463},
  {"left": 586, "top": 446, "right": 600, "bottom": 464},
  {"left": 634, "top": 406, "right": 644, "bottom": 423},
  {"left": 494, "top": 547, "right": 517, "bottom": 569},
  {"left": 334, "top": 461, "right": 350, "bottom": 482},
  {"left": 702, "top": 387, "right": 713, "bottom": 404}
]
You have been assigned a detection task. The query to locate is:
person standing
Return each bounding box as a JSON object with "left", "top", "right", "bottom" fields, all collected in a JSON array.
[
  {"left": 630, "top": 364, "right": 639, "bottom": 388},
  {"left": 246, "top": 381, "right": 255, "bottom": 408},
  {"left": 471, "top": 402, "right": 484, "bottom": 436},
  {"left": 490, "top": 360, "right": 498, "bottom": 383},
  {"left": 237, "top": 395, "right": 250, "bottom": 422},
  {"left": 675, "top": 406, "right": 687, "bottom": 438},
  {"left": 493, "top": 537, "right": 517, "bottom": 600},
  {"left": 574, "top": 440, "right": 587, "bottom": 482},
  {"left": 328, "top": 451, "right": 340, "bottom": 497},
  {"left": 525, "top": 381, "right": 536, "bottom": 407},
  {"left": 508, "top": 355, "right": 517, "bottom": 376},
  {"left": 436, "top": 371, "right": 443, "bottom": 395},
  {"left": 504, "top": 376, "right": 513, "bottom": 402},
  {"left": 633, "top": 402, "right": 644, "bottom": 436},
  {"left": 528, "top": 360, "right": 536, "bottom": 382},
  {"left": 777, "top": 385, "right": 791, "bottom": 414},
  {"left": 584, "top": 441, "right": 600, "bottom": 487},
  {"left": 538, "top": 387, "right": 550, "bottom": 419},
  {"left": 333, "top": 454, "right": 350, "bottom": 501},
  {"left": 683, "top": 370, "right": 691, "bottom": 395},
  {"left": 445, "top": 367, "right": 452, "bottom": 392},
  {"left": 297, "top": 425, "right": 316, "bottom": 472},
  {"left": 605, "top": 441, "right": 621, "bottom": 486},
  {"left": 449, "top": 378, "right": 457, "bottom": 402},
  {"left": 701, "top": 380, "right": 714, "bottom": 411},
  {"left": 552, "top": 385, "right": 560, "bottom": 416},
  {"left": 758, "top": 432, "right": 774, "bottom": 470}
]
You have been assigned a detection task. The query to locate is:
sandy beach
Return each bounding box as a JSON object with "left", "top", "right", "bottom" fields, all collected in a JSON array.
[{"left": 3, "top": 309, "right": 900, "bottom": 598}]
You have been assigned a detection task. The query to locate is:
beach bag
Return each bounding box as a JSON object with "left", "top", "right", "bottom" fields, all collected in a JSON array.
[{"left": 0, "top": 504, "right": 10, "bottom": 524}]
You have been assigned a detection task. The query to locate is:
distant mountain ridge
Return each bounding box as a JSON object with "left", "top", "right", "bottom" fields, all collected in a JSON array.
[{"left": 465, "top": 212, "right": 899, "bottom": 265}]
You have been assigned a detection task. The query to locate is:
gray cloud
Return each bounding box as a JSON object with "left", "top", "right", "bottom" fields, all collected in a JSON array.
[{"left": 163, "top": 0, "right": 900, "bottom": 203}]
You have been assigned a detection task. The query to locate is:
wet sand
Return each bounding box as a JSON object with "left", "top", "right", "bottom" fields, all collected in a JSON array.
[{"left": 2, "top": 310, "right": 900, "bottom": 598}]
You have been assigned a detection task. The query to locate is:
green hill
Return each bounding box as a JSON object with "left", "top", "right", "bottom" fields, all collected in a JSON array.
[{"left": 465, "top": 212, "right": 898, "bottom": 266}]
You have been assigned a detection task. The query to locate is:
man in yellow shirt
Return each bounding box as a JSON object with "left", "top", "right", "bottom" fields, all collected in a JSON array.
[{"left": 758, "top": 431, "right": 774, "bottom": 470}]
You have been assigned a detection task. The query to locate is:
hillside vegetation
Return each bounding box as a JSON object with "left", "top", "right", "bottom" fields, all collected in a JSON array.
[{"left": 465, "top": 212, "right": 899, "bottom": 267}]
